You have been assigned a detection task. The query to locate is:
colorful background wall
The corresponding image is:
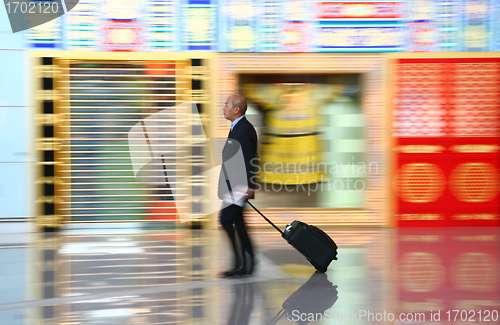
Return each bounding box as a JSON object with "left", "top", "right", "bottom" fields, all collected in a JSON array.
[
  {"left": 1, "top": 1, "right": 499, "bottom": 228},
  {"left": 12, "top": 0, "right": 500, "bottom": 53}
]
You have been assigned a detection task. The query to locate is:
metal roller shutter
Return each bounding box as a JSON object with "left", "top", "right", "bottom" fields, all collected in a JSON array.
[{"left": 54, "top": 59, "right": 194, "bottom": 225}]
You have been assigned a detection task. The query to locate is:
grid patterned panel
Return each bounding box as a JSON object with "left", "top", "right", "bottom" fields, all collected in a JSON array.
[
  {"left": 393, "top": 63, "right": 447, "bottom": 137},
  {"left": 55, "top": 59, "right": 192, "bottom": 224},
  {"left": 450, "top": 63, "right": 500, "bottom": 136}
]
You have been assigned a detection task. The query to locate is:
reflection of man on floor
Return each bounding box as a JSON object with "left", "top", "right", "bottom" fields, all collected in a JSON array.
[
  {"left": 226, "top": 283, "right": 255, "bottom": 325},
  {"left": 219, "top": 94, "right": 258, "bottom": 277}
]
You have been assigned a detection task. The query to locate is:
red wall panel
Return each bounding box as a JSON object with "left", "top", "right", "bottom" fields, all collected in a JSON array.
[{"left": 393, "top": 58, "right": 500, "bottom": 227}]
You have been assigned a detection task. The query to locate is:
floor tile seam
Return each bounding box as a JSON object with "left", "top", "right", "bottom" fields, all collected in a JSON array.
[{"left": 0, "top": 275, "right": 296, "bottom": 311}]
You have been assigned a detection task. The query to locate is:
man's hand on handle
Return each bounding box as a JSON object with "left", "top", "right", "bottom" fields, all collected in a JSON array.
[{"left": 245, "top": 188, "right": 255, "bottom": 200}]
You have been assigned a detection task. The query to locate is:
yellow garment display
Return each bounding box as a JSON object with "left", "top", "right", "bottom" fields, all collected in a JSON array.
[{"left": 243, "top": 83, "right": 344, "bottom": 184}]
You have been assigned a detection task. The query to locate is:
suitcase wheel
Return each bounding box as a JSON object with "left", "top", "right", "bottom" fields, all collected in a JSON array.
[{"left": 317, "top": 266, "right": 327, "bottom": 273}]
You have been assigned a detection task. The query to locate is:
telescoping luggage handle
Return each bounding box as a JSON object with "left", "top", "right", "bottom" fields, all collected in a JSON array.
[
  {"left": 221, "top": 163, "right": 284, "bottom": 235},
  {"left": 247, "top": 201, "right": 284, "bottom": 236}
]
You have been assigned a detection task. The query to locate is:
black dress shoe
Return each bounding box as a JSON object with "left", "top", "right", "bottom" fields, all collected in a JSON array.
[
  {"left": 241, "top": 255, "right": 255, "bottom": 276},
  {"left": 221, "top": 267, "right": 245, "bottom": 278}
]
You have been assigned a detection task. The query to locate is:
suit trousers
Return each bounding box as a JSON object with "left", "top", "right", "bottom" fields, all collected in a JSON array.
[{"left": 219, "top": 203, "right": 254, "bottom": 268}]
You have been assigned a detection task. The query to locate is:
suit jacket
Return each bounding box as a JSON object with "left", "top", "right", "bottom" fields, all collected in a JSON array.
[{"left": 218, "top": 116, "right": 258, "bottom": 199}]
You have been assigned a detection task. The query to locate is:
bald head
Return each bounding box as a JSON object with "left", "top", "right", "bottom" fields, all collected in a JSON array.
[
  {"left": 229, "top": 94, "right": 248, "bottom": 116},
  {"left": 223, "top": 94, "right": 249, "bottom": 122}
]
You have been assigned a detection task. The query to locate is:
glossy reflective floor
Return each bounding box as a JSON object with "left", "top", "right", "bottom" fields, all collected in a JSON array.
[{"left": 0, "top": 226, "right": 499, "bottom": 325}]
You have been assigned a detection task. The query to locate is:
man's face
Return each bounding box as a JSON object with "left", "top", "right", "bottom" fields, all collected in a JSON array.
[{"left": 223, "top": 96, "right": 238, "bottom": 121}]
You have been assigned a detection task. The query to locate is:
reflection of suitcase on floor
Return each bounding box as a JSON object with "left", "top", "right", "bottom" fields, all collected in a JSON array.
[
  {"left": 270, "top": 271, "right": 338, "bottom": 324},
  {"left": 248, "top": 201, "right": 338, "bottom": 272}
]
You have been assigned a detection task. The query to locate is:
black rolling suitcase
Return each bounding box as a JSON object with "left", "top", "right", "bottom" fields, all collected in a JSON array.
[{"left": 247, "top": 201, "right": 338, "bottom": 272}]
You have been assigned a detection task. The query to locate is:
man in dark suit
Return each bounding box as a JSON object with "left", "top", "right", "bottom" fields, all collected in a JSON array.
[{"left": 218, "top": 94, "right": 258, "bottom": 277}]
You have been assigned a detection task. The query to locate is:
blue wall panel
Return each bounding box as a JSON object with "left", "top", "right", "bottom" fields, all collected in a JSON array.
[
  {"left": 0, "top": 6, "right": 25, "bottom": 50},
  {"left": 0, "top": 51, "right": 29, "bottom": 107},
  {"left": 0, "top": 163, "right": 30, "bottom": 218}
]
